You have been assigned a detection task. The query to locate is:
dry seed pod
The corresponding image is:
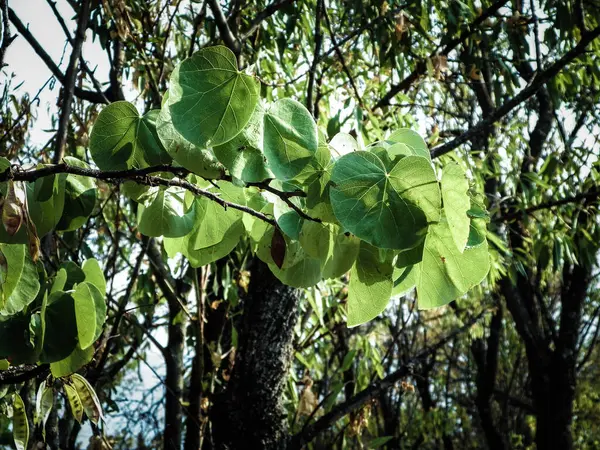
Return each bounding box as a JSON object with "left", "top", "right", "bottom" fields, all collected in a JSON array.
[{"left": 2, "top": 180, "right": 24, "bottom": 236}]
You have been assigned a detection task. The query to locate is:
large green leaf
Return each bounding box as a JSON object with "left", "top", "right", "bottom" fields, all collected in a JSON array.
[
  {"left": 72, "top": 282, "right": 99, "bottom": 349},
  {"left": 164, "top": 220, "right": 244, "bottom": 268},
  {"left": 81, "top": 258, "right": 106, "bottom": 294},
  {"left": 191, "top": 183, "right": 243, "bottom": 249},
  {"left": 89, "top": 101, "right": 171, "bottom": 170},
  {"left": 0, "top": 313, "right": 38, "bottom": 364},
  {"left": 0, "top": 244, "right": 40, "bottom": 315},
  {"left": 168, "top": 46, "right": 259, "bottom": 148},
  {"left": 330, "top": 152, "right": 440, "bottom": 250},
  {"left": 40, "top": 291, "right": 78, "bottom": 363},
  {"left": 263, "top": 98, "right": 318, "bottom": 180},
  {"left": 269, "top": 257, "right": 322, "bottom": 288},
  {"left": 50, "top": 344, "right": 94, "bottom": 378},
  {"left": 156, "top": 101, "right": 224, "bottom": 178},
  {"left": 386, "top": 128, "right": 431, "bottom": 161},
  {"left": 441, "top": 163, "right": 470, "bottom": 252},
  {"left": 27, "top": 171, "right": 67, "bottom": 237},
  {"left": 299, "top": 221, "right": 360, "bottom": 279},
  {"left": 213, "top": 103, "right": 273, "bottom": 182},
  {"left": 347, "top": 243, "right": 394, "bottom": 327},
  {"left": 137, "top": 187, "right": 196, "bottom": 238},
  {"left": 417, "top": 219, "right": 489, "bottom": 309},
  {"left": 56, "top": 157, "right": 97, "bottom": 232}
]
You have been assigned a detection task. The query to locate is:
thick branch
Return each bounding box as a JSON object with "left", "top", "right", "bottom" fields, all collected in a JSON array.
[
  {"left": 208, "top": 0, "right": 241, "bottom": 56},
  {"left": 430, "top": 25, "right": 600, "bottom": 159},
  {"left": 0, "top": 364, "right": 49, "bottom": 385}
]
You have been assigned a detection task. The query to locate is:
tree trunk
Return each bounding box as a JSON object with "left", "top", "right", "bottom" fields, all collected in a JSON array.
[
  {"left": 212, "top": 259, "right": 300, "bottom": 449},
  {"left": 164, "top": 297, "right": 186, "bottom": 450}
]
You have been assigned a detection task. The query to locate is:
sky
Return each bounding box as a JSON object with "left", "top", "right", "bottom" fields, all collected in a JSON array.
[{"left": 5, "top": 0, "right": 112, "bottom": 146}]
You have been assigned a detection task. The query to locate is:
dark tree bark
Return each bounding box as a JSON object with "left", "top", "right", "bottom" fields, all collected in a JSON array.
[
  {"left": 212, "top": 258, "right": 300, "bottom": 449},
  {"left": 471, "top": 304, "right": 507, "bottom": 450}
]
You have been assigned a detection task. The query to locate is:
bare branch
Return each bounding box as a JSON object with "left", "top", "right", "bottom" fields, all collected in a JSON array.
[
  {"left": 54, "top": 0, "right": 92, "bottom": 163},
  {"left": 208, "top": 0, "right": 241, "bottom": 56}
]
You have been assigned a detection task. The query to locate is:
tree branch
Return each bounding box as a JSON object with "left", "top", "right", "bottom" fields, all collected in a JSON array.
[
  {"left": 54, "top": 0, "right": 92, "bottom": 163},
  {"left": 2, "top": 163, "right": 322, "bottom": 225},
  {"left": 208, "top": 0, "right": 241, "bottom": 56},
  {"left": 0, "top": 364, "right": 49, "bottom": 385},
  {"left": 8, "top": 8, "right": 108, "bottom": 104},
  {"left": 240, "top": 0, "right": 295, "bottom": 41},
  {"left": 289, "top": 310, "right": 488, "bottom": 449},
  {"left": 430, "top": 25, "right": 600, "bottom": 159},
  {"left": 374, "top": 0, "right": 509, "bottom": 109},
  {"left": 497, "top": 186, "right": 600, "bottom": 222},
  {"left": 0, "top": 0, "right": 14, "bottom": 69}
]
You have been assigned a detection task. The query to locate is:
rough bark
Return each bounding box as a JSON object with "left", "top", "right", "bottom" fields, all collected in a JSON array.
[
  {"left": 212, "top": 258, "right": 300, "bottom": 449},
  {"left": 471, "top": 305, "right": 507, "bottom": 450}
]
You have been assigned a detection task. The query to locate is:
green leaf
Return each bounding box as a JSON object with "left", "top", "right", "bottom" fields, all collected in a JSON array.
[
  {"left": 467, "top": 217, "right": 487, "bottom": 248},
  {"left": 0, "top": 244, "right": 40, "bottom": 315},
  {"left": 329, "top": 132, "right": 358, "bottom": 158},
  {"left": 441, "top": 162, "right": 470, "bottom": 252},
  {"left": 263, "top": 99, "right": 318, "bottom": 180},
  {"left": 56, "top": 157, "right": 97, "bottom": 232},
  {"left": 40, "top": 291, "right": 78, "bottom": 363},
  {"left": 27, "top": 171, "right": 67, "bottom": 237},
  {"left": 82, "top": 258, "right": 106, "bottom": 294},
  {"left": 59, "top": 261, "right": 85, "bottom": 291},
  {"left": 417, "top": 219, "right": 489, "bottom": 309},
  {"left": 156, "top": 100, "right": 224, "bottom": 178},
  {"left": 213, "top": 103, "right": 273, "bottom": 182},
  {"left": 386, "top": 128, "right": 431, "bottom": 160},
  {"left": 0, "top": 157, "right": 10, "bottom": 173},
  {"left": 13, "top": 393, "right": 29, "bottom": 450},
  {"left": 50, "top": 344, "right": 94, "bottom": 378},
  {"left": 164, "top": 220, "right": 244, "bottom": 268},
  {"left": 90, "top": 101, "right": 171, "bottom": 170},
  {"left": 330, "top": 152, "right": 440, "bottom": 250},
  {"left": 299, "top": 221, "right": 360, "bottom": 279},
  {"left": 137, "top": 187, "right": 196, "bottom": 238},
  {"left": 392, "top": 264, "right": 419, "bottom": 297},
  {"left": 0, "top": 313, "right": 38, "bottom": 364},
  {"left": 168, "top": 46, "right": 259, "bottom": 148},
  {"left": 191, "top": 183, "right": 243, "bottom": 249},
  {"left": 73, "top": 282, "right": 99, "bottom": 349},
  {"left": 269, "top": 256, "right": 322, "bottom": 288},
  {"left": 347, "top": 243, "right": 394, "bottom": 327}
]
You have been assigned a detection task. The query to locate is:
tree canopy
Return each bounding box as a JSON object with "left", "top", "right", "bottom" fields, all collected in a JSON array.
[{"left": 1, "top": 0, "right": 600, "bottom": 449}]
